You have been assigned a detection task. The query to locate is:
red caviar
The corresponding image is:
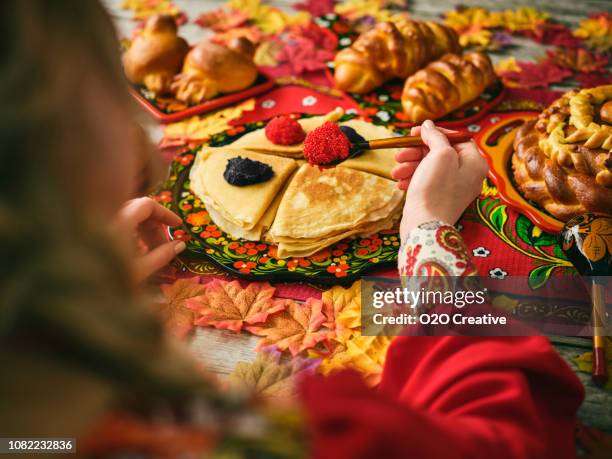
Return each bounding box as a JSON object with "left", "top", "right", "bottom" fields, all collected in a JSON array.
[
  {"left": 264, "top": 115, "right": 306, "bottom": 145},
  {"left": 303, "top": 121, "right": 350, "bottom": 165}
]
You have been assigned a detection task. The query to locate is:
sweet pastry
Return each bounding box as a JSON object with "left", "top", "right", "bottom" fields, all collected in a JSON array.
[
  {"left": 122, "top": 15, "right": 189, "bottom": 95},
  {"left": 401, "top": 52, "right": 496, "bottom": 123},
  {"left": 333, "top": 19, "right": 461, "bottom": 94},
  {"left": 266, "top": 164, "right": 404, "bottom": 258},
  {"left": 172, "top": 40, "right": 258, "bottom": 103},
  {"left": 512, "top": 85, "right": 612, "bottom": 221}
]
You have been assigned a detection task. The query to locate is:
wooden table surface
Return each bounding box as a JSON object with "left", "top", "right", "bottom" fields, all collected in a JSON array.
[{"left": 104, "top": 0, "right": 612, "bottom": 432}]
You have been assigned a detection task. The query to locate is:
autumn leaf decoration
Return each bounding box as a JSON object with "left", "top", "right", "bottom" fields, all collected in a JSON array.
[
  {"left": 311, "top": 281, "right": 392, "bottom": 387},
  {"left": 157, "top": 277, "right": 207, "bottom": 339},
  {"left": 162, "top": 277, "right": 392, "bottom": 388},
  {"left": 186, "top": 279, "right": 285, "bottom": 332},
  {"left": 573, "top": 12, "right": 612, "bottom": 53},
  {"left": 249, "top": 298, "right": 329, "bottom": 357},
  {"left": 228, "top": 349, "right": 320, "bottom": 400}
]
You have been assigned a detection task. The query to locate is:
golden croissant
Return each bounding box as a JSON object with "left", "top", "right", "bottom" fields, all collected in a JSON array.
[
  {"left": 400, "top": 52, "right": 496, "bottom": 123},
  {"left": 333, "top": 19, "right": 461, "bottom": 94}
]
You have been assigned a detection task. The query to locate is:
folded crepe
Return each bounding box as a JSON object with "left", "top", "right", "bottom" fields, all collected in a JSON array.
[
  {"left": 269, "top": 208, "right": 402, "bottom": 258},
  {"left": 189, "top": 147, "right": 298, "bottom": 237},
  {"left": 336, "top": 119, "right": 400, "bottom": 179},
  {"left": 267, "top": 164, "right": 404, "bottom": 258},
  {"left": 229, "top": 107, "right": 345, "bottom": 157}
]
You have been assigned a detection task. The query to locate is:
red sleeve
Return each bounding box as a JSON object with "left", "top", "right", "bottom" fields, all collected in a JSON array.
[{"left": 301, "top": 336, "right": 584, "bottom": 459}]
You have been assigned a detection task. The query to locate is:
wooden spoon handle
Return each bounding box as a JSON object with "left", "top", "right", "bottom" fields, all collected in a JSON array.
[
  {"left": 592, "top": 283, "right": 608, "bottom": 386},
  {"left": 362, "top": 132, "right": 473, "bottom": 150}
]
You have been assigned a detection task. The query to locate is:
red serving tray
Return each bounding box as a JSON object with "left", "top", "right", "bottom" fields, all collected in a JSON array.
[{"left": 130, "top": 75, "right": 275, "bottom": 123}]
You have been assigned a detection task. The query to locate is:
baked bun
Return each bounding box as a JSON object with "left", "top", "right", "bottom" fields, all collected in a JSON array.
[
  {"left": 171, "top": 40, "right": 258, "bottom": 104},
  {"left": 512, "top": 85, "right": 612, "bottom": 221},
  {"left": 400, "top": 52, "right": 496, "bottom": 123},
  {"left": 122, "top": 15, "right": 189, "bottom": 95},
  {"left": 333, "top": 19, "right": 461, "bottom": 94}
]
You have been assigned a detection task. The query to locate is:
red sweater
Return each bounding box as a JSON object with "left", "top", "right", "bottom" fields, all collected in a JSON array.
[{"left": 302, "top": 223, "right": 584, "bottom": 459}]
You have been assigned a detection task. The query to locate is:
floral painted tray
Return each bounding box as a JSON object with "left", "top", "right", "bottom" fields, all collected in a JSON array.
[
  {"left": 130, "top": 74, "right": 275, "bottom": 123},
  {"left": 318, "top": 14, "right": 506, "bottom": 128},
  {"left": 475, "top": 111, "right": 564, "bottom": 233},
  {"left": 153, "top": 116, "right": 401, "bottom": 284}
]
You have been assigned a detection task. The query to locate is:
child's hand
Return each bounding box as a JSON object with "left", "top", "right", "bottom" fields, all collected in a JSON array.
[
  {"left": 113, "top": 197, "right": 186, "bottom": 283},
  {"left": 391, "top": 120, "right": 488, "bottom": 239}
]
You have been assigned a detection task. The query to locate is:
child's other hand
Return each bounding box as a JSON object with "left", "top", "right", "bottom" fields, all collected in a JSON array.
[
  {"left": 113, "top": 197, "right": 186, "bottom": 283},
  {"left": 391, "top": 120, "right": 488, "bottom": 239}
]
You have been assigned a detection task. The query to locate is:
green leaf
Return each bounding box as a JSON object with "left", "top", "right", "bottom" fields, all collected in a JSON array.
[
  {"left": 528, "top": 263, "right": 557, "bottom": 289},
  {"left": 532, "top": 234, "right": 558, "bottom": 247},
  {"left": 552, "top": 244, "right": 568, "bottom": 261},
  {"left": 515, "top": 215, "right": 532, "bottom": 245},
  {"left": 488, "top": 204, "right": 508, "bottom": 233}
]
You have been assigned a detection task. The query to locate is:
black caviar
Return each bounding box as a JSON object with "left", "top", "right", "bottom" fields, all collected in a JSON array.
[
  {"left": 340, "top": 125, "right": 367, "bottom": 158},
  {"left": 223, "top": 156, "right": 274, "bottom": 186}
]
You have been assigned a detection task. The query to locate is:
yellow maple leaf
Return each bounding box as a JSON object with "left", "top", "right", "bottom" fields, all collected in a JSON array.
[
  {"left": 163, "top": 98, "right": 255, "bottom": 144},
  {"left": 573, "top": 14, "right": 612, "bottom": 53},
  {"left": 444, "top": 7, "right": 495, "bottom": 32},
  {"left": 459, "top": 27, "right": 493, "bottom": 49},
  {"left": 314, "top": 280, "right": 394, "bottom": 386},
  {"left": 121, "top": 0, "right": 181, "bottom": 20},
  {"left": 495, "top": 56, "right": 520, "bottom": 73},
  {"left": 499, "top": 7, "right": 549, "bottom": 32},
  {"left": 322, "top": 281, "right": 362, "bottom": 342},
  {"left": 228, "top": 0, "right": 308, "bottom": 35},
  {"left": 335, "top": 0, "right": 396, "bottom": 23},
  {"left": 254, "top": 40, "right": 283, "bottom": 67},
  {"left": 314, "top": 335, "right": 392, "bottom": 387}
]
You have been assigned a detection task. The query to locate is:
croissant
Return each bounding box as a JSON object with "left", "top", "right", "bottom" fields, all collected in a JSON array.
[
  {"left": 171, "top": 39, "right": 258, "bottom": 104},
  {"left": 333, "top": 19, "right": 461, "bottom": 94},
  {"left": 400, "top": 52, "right": 496, "bottom": 123},
  {"left": 512, "top": 86, "right": 612, "bottom": 221},
  {"left": 122, "top": 15, "right": 189, "bottom": 95}
]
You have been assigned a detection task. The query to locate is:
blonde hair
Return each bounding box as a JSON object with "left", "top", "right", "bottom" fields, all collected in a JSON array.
[{"left": 0, "top": 0, "right": 206, "bottom": 439}]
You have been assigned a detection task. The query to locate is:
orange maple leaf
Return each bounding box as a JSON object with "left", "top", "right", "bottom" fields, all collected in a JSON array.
[
  {"left": 187, "top": 279, "right": 284, "bottom": 332},
  {"left": 157, "top": 277, "right": 206, "bottom": 339},
  {"left": 250, "top": 298, "right": 328, "bottom": 356}
]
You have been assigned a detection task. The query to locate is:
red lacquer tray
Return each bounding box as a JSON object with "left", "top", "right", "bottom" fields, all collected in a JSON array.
[
  {"left": 130, "top": 75, "right": 275, "bottom": 123},
  {"left": 476, "top": 111, "right": 564, "bottom": 233}
]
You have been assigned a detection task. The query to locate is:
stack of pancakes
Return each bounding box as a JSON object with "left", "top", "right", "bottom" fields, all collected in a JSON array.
[
  {"left": 188, "top": 109, "right": 405, "bottom": 258},
  {"left": 265, "top": 164, "right": 403, "bottom": 258}
]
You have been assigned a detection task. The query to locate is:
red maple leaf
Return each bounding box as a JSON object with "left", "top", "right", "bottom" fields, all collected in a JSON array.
[
  {"left": 524, "top": 22, "right": 582, "bottom": 48},
  {"left": 575, "top": 72, "right": 612, "bottom": 88},
  {"left": 274, "top": 23, "right": 338, "bottom": 75},
  {"left": 294, "top": 0, "right": 336, "bottom": 17},
  {"left": 501, "top": 59, "right": 573, "bottom": 89}
]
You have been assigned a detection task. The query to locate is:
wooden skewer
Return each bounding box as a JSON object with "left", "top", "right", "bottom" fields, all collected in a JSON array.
[{"left": 352, "top": 132, "right": 473, "bottom": 150}]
